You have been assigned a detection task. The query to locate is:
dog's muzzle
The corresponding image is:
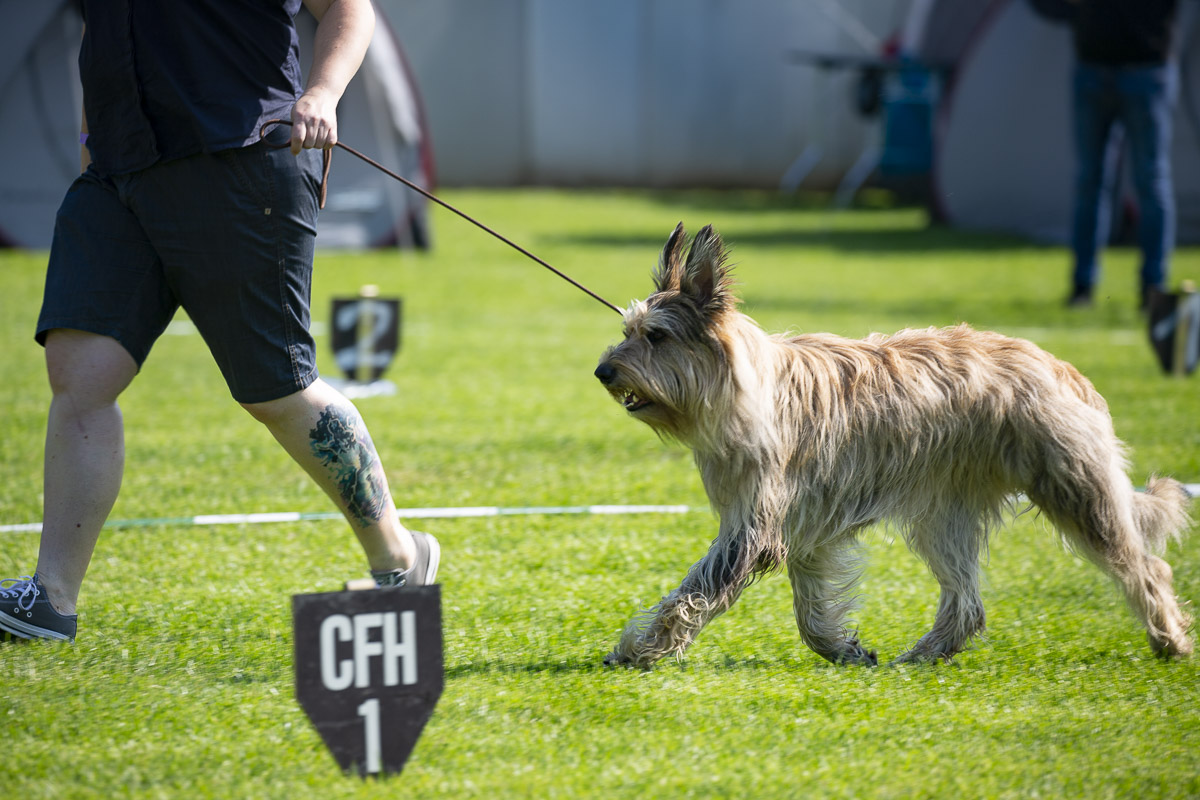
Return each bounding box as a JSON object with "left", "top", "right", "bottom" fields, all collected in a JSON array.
[
  {"left": 595, "top": 362, "right": 653, "bottom": 412},
  {"left": 594, "top": 362, "right": 617, "bottom": 385}
]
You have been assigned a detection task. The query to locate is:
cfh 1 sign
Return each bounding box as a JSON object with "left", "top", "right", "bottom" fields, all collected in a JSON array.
[{"left": 293, "top": 586, "right": 442, "bottom": 776}]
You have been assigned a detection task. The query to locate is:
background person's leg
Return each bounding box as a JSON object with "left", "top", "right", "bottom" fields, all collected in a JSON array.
[
  {"left": 1118, "top": 63, "right": 1178, "bottom": 303},
  {"left": 1070, "top": 63, "right": 1122, "bottom": 302}
]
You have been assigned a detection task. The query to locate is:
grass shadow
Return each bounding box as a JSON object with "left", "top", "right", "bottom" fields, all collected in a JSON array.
[
  {"left": 540, "top": 220, "right": 1043, "bottom": 256},
  {"left": 738, "top": 291, "right": 1056, "bottom": 327},
  {"left": 445, "top": 656, "right": 607, "bottom": 679}
]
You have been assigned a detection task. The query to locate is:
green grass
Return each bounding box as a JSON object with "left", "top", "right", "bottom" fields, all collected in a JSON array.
[{"left": 2, "top": 189, "right": 1199, "bottom": 799}]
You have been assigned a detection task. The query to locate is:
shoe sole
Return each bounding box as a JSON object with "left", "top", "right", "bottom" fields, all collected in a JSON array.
[
  {"left": 0, "top": 615, "right": 73, "bottom": 642},
  {"left": 418, "top": 532, "right": 441, "bottom": 585}
]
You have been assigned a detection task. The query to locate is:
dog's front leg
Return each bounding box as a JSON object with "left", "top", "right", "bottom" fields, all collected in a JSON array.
[{"left": 605, "top": 525, "right": 763, "bottom": 668}]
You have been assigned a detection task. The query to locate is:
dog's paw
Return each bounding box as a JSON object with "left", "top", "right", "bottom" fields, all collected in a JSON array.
[
  {"left": 836, "top": 648, "right": 878, "bottom": 667},
  {"left": 891, "top": 647, "right": 954, "bottom": 666},
  {"left": 832, "top": 637, "right": 878, "bottom": 667},
  {"left": 603, "top": 649, "right": 632, "bottom": 667}
]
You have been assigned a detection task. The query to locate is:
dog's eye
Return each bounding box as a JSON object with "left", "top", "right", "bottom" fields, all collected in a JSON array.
[{"left": 646, "top": 329, "right": 667, "bottom": 345}]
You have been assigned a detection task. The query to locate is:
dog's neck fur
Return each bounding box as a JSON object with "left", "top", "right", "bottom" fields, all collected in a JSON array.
[
  {"left": 691, "top": 310, "right": 782, "bottom": 456},
  {"left": 676, "top": 309, "right": 794, "bottom": 519}
]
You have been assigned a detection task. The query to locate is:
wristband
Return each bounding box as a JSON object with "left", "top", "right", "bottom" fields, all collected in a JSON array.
[{"left": 79, "top": 133, "right": 88, "bottom": 144}]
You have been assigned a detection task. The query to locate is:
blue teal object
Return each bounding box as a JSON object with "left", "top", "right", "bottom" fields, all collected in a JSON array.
[{"left": 880, "top": 63, "right": 939, "bottom": 175}]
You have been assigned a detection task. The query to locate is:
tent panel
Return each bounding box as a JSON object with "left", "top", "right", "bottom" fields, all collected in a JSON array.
[
  {"left": 934, "top": 0, "right": 1200, "bottom": 245},
  {"left": 0, "top": 5, "right": 83, "bottom": 248}
]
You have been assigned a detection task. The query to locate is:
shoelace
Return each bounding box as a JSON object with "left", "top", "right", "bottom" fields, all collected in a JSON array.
[
  {"left": 371, "top": 567, "right": 412, "bottom": 587},
  {"left": 0, "top": 576, "right": 38, "bottom": 611}
]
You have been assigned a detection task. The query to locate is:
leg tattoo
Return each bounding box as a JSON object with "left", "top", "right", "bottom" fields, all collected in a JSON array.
[{"left": 309, "top": 405, "right": 389, "bottom": 527}]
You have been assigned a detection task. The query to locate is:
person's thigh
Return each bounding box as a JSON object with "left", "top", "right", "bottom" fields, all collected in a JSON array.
[
  {"left": 127, "top": 141, "right": 325, "bottom": 403},
  {"left": 37, "top": 168, "right": 178, "bottom": 368},
  {"left": 1117, "top": 64, "right": 1176, "bottom": 192},
  {"left": 1072, "top": 63, "right": 1122, "bottom": 190}
]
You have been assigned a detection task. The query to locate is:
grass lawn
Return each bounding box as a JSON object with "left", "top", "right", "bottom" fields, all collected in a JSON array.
[{"left": 1, "top": 189, "right": 1198, "bottom": 799}]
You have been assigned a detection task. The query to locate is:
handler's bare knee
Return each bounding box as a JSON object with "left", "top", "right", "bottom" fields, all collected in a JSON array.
[{"left": 44, "top": 329, "right": 137, "bottom": 403}]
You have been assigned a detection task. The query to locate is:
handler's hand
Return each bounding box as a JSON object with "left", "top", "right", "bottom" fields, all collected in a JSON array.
[{"left": 289, "top": 89, "right": 339, "bottom": 155}]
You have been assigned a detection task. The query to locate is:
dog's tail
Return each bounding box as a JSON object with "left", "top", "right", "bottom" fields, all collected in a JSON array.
[{"left": 1134, "top": 476, "right": 1192, "bottom": 553}]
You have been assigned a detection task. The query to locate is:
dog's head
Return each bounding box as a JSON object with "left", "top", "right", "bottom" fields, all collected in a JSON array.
[{"left": 594, "top": 223, "right": 739, "bottom": 440}]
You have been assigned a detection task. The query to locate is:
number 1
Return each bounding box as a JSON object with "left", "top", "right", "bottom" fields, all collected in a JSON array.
[{"left": 357, "top": 698, "right": 382, "bottom": 773}]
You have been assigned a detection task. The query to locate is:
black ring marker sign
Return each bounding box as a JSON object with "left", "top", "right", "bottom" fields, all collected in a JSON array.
[
  {"left": 293, "top": 585, "right": 442, "bottom": 776},
  {"left": 331, "top": 290, "right": 402, "bottom": 384},
  {"left": 1148, "top": 285, "right": 1200, "bottom": 376}
]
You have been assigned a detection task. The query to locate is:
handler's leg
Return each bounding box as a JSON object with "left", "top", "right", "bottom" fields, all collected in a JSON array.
[
  {"left": 241, "top": 378, "right": 434, "bottom": 582},
  {"left": 35, "top": 330, "right": 138, "bottom": 615},
  {"left": 144, "top": 145, "right": 437, "bottom": 586}
]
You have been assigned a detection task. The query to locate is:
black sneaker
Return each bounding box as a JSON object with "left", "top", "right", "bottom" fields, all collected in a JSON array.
[
  {"left": 0, "top": 575, "right": 77, "bottom": 642},
  {"left": 1141, "top": 284, "right": 1165, "bottom": 314},
  {"left": 1065, "top": 287, "right": 1094, "bottom": 308},
  {"left": 371, "top": 531, "right": 441, "bottom": 587}
]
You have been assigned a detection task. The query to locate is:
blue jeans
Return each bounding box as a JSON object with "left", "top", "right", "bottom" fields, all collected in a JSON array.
[{"left": 1071, "top": 61, "right": 1177, "bottom": 293}]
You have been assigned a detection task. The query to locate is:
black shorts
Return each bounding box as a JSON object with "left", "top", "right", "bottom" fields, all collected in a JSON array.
[{"left": 37, "top": 139, "right": 325, "bottom": 403}]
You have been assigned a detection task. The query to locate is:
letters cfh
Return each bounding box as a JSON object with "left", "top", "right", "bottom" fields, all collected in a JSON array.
[{"left": 319, "top": 611, "right": 417, "bottom": 690}]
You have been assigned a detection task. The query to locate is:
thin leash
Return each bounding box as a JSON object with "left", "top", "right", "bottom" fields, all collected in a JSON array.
[{"left": 260, "top": 119, "right": 624, "bottom": 315}]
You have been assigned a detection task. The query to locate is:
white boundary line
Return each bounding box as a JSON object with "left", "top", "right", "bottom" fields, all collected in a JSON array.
[
  {"left": 3, "top": 487, "right": 1198, "bottom": 534},
  {"left": 0, "top": 504, "right": 703, "bottom": 534}
]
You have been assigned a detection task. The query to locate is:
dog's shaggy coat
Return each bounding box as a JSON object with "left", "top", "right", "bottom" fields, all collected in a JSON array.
[{"left": 595, "top": 224, "right": 1193, "bottom": 667}]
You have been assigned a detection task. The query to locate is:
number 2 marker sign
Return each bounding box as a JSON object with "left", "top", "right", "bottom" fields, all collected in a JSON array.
[
  {"left": 293, "top": 585, "right": 443, "bottom": 776},
  {"left": 331, "top": 291, "right": 402, "bottom": 384}
]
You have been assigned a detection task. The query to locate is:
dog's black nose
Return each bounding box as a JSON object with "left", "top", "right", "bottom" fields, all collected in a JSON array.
[{"left": 594, "top": 362, "right": 616, "bottom": 385}]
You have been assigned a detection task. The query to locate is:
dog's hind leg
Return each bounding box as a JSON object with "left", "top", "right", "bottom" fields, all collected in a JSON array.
[
  {"left": 786, "top": 542, "right": 878, "bottom": 666},
  {"left": 1030, "top": 465, "right": 1193, "bottom": 658},
  {"left": 894, "top": 503, "right": 988, "bottom": 664}
]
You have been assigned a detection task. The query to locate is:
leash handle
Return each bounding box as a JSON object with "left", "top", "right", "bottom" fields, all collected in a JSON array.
[
  {"left": 259, "top": 120, "right": 331, "bottom": 208},
  {"left": 259, "top": 119, "right": 623, "bottom": 315}
]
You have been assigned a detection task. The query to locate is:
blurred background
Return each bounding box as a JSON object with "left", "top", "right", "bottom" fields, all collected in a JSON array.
[{"left": 3, "top": 0, "right": 1199, "bottom": 249}]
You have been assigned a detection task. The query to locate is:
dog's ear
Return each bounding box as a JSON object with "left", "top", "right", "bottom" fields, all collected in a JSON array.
[
  {"left": 652, "top": 222, "right": 686, "bottom": 293},
  {"left": 682, "top": 224, "right": 735, "bottom": 316}
]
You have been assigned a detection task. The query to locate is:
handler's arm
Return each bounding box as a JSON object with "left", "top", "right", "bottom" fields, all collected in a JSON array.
[{"left": 292, "top": 0, "right": 375, "bottom": 155}]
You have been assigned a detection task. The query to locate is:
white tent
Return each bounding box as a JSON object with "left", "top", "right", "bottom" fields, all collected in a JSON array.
[
  {"left": 0, "top": 2, "right": 82, "bottom": 249},
  {"left": 296, "top": 8, "right": 434, "bottom": 248},
  {"left": 930, "top": 0, "right": 1200, "bottom": 243},
  {"left": 0, "top": 2, "right": 434, "bottom": 249}
]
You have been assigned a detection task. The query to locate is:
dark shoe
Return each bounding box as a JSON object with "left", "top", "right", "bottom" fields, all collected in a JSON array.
[
  {"left": 1065, "top": 287, "right": 1094, "bottom": 308},
  {"left": 0, "top": 575, "right": 77, "bottom": 642},
  {"left": 371, "top": 531, "right": 441, "bottom": 587},
  {"left": 1141, "top": 284, "right": 1165, "bottom": 313}
]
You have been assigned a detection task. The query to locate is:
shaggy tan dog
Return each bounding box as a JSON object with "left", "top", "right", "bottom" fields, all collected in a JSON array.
[{"left": 595, "top": 224, "right": 1192, "bottom": 667}]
